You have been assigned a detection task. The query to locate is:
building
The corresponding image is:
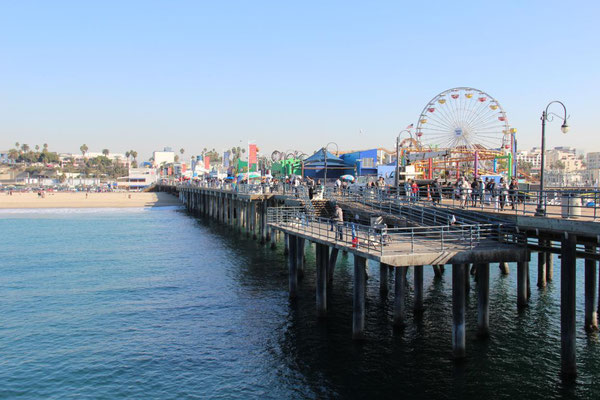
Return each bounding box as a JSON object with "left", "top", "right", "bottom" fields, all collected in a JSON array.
[
  {"left": 116, "top": 167, "right": 158, "bottom": 190},
  {"left": 515, "top": 149, "right": 542, "bottom": 173},
  {"left": 586, "top": 152, "right": 600, "bottom": 169},
  {"left": 153, "top": 147, "right": 175, "bottom": 167},
  {"left": 338, "top": 148, "right": 395, "bottom": 177},
  {"left": 546, "top": 147, "right": 583, "bottom": 172}
]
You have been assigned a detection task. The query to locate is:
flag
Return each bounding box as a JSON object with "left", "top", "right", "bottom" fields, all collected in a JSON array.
[
  {"left": 223, "top": 151, "right": 230, "bottom": 168},
  {"left": 249, "top": 144, "right": 257, "bottom": 170},
  {"left": 406, "top": 123, "right": 414, "bottom": 130}
]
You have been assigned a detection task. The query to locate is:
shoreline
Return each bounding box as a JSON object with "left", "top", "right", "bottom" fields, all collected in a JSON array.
[{"left": 0, "top": 192, "right": 181, "bottom": 209}]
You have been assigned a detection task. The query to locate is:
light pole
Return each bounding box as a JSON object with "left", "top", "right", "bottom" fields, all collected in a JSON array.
[
  {"left": 395, "top": 129, "right": 413, "bottom": 190},
  {"left": 535, "top": 101, "right": 569, "bottom": 216}
]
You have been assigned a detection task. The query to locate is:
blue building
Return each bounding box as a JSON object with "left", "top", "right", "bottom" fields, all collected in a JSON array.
[{"left": 339, "top": 148, "right": 393, "bottom": 177}]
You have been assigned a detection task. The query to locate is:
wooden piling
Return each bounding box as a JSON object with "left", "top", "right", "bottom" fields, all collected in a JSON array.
[
  {"left": 316, "top": 243, "right": 328, "bottom": 318},
  {"left": 353, "top": 255, "right": 367, "bottom": 340},
  {"left": 288, "top": 234, "right": 298, "bottom": 299},
  {"left": 452, "top": 263, "right": 466, "bottom": 358},
  {"left": 517, "top": 261, "right": 529, "bottom": 309},
  {"left": 476, "top": 263, "right": 490, "bottom": 337},
  {"left": 433, "top": 265, "right": 443, "bottom": 279},
  {"left": 394, "top": 267, "right": 406, "bottom": 327},
  {"left": 414, "top": 265, "right": 424, "bottom": 313},
  {"left": 284, "top": 233, "right": 289, "bottom": 256},
  {"left": 328, "top": 248, "right": 339, "bottom": 284},
  {"left": 296, "top": 238, "right": 305, "bottom": 279},
  {"left": 499, "top": 262, "right": 510, "bottom": 275},
  {"left": 546, "top": 247, "right": 554, "bottom": 281},
  {"left": 585, "top": 245, "right": 598, "bottom": 332},
  {"left": 538, "top": 248, "right": 547, "bottom": 288},
  {"left": 380, "top": 263, "right": 389, "bottom": 296},
  {"left": 561, "top": 234, "right": 577, "bottom": 379}
]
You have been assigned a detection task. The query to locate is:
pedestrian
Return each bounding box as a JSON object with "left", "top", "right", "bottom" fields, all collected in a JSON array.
[
  {"left": 509, "top": 177, "right": 519, "bottom": 210},
  {"left": 411, "top": 180, "right": 418, "bottom": 203},
  {"left": 334, "top": 204, "right": 344, "bottom": 240},
  {"left": 432, "top": 178, "right": 442, "bottom": 206},
  {"left": 498, "top": 178, "right": 508, "bottom": 211}
]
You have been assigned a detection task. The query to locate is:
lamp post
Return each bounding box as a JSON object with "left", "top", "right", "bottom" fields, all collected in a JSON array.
[
  {"left": 535, "top": 101, "right": 569, "bottom": 216},
  {"left": 395, "top": 129, "right": 413, "bottom": 190}
]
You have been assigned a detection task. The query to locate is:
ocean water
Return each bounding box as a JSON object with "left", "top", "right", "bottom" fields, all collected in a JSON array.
[{"left": 0, "top": 207, "right": 599, "bottom": 399}]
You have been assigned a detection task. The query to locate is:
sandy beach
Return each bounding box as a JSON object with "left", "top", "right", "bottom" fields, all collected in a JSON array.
[{"left": 0, "top": 192, "right": 181, "bottom": 209}]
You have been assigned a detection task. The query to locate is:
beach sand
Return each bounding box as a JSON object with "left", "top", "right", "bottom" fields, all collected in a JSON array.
[{"left": 0, "top": 192, "right": 181, "bottom": 209}]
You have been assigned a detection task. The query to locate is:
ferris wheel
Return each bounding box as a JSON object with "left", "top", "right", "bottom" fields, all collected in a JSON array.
[{"left": 415, "top": 87, "right": 513, "bottom": 153}]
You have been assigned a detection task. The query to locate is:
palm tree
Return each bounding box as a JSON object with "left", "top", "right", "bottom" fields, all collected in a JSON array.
[
  {"left": 43, "top": 143, "right": 48, "bottom": 151},
  {"left": 180, "top": 148, "right": 185, "bottom": 156},
  {"left": 8, "top": 149, "right": 19, "bottom": 162},
  {"left": 15, "top": 142, "right": 20, "bottom": 149},
  {"left": 21, "top": 144, "right": 30, "bottom": 153},
  {"left": 35, "top": 145, "right": 40, "bottom": 152},
  {"left": 102, "top": 149, "right": 110, "bottom": 157},
  {"left": 80, "top": 144, "right": 88, "bottom": 158}
]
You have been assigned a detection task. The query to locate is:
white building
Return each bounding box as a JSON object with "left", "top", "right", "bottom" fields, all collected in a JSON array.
[
  {"left": 546, "top": 147, "right": 583, "bottom": 172},
  {"left": 116, "top": 167, "right": 158, "bottom": 189},
  {"left": 153, "top": 147, "right": 175, "bottom": 167},
  {"left": 516, "top": 149, "right": 542, "bottom": 172}
]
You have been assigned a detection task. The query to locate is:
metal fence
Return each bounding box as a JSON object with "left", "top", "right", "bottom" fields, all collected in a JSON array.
[
  {"left": 326, "top": 186, "right": 599, "bottom": 221},
  {"left": 267, "top": 207, "right": 520, "bottom": 257}
]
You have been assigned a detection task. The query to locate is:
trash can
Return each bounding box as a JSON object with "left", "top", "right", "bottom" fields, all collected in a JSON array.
[{"left": 561, "top": 192, "right": 582, "bottom": 218}]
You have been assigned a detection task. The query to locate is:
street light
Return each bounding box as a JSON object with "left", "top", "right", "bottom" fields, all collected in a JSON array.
[
  {"left": 535, "top": 100, "right": 569, "bottom": 216},
  {"left": 395, "top": 129, "right": 414, "bottom": 190}
]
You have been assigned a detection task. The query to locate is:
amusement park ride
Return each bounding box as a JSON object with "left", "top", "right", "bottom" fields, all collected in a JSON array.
[{"left": 400, "top": 87, "right": 518, "bottom": 181}]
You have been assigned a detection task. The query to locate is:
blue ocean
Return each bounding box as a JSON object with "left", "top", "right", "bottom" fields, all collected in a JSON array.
[{"left": 0, "top": 207, "right": 598, "bottom": 399}]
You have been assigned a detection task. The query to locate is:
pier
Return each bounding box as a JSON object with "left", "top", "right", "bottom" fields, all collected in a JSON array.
[{"left": 157, "top": 183, "right": 598, "bottom": 380}]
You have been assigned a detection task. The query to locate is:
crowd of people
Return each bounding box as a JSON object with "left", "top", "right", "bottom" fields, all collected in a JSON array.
[{"left": 179, "top": 174, "right": 522, "bottom": 211}]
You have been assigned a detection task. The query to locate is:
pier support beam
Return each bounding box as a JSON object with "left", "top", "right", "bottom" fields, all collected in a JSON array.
[
  {"left": 414, "top": 265, "right": 424, "bottom": 314},
  {"left": 380, "top": 263, "right": 389, "bottom": 296},
  {"left": 353, "top": 255, "right": 367, "bottom": 340},
  {"left": 394, "top": 267, "right": 407, "bottom": 327},
  {"left": 316, "top": 243, "right": 329, "bottom": 318},
  {"left": 546, "top": 247, "right": 554, "bottom": 282},
  {"left": 296, "top": 238, "right": 305, "bottom": 279},
  {"left": 476, "top": 263, "right": 490, "bottom": 337},
  {"left": 452, "top": 263, "right": 466, "bottom": 358},
  {"left": 538, "top": 248, "right": 547, "bottom": 288},
  {"left": 433, "top": 265, "right": 443, "bottom": 279},
  {"left": 499, "top": 262, "right": 510, "bottom": 275},
  {"left": 328, "top": 248, "right": 339, "bottom": 284},
  {"left": 585, "top": 245, "right": 598, "bottom": 332},
  {"left": 284, "top": 233, "right": 289, "bottom": 256},
  {"left": 288, "top": 234, "right": 298, "bottom": 299},
  {"left": 270, "top": 227, "right": 277, "bottom": 249},
  {"left": 517, "top": 261, "right": 529, "bottom": 309},
  {"left": 561, "top": 234, "right": 577, "bottom": 379}
]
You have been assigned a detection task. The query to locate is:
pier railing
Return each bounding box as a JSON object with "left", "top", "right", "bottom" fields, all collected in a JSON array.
[
  {"left": 267, "top": 207, "right": 520, "bottom": 256},
  {"left": 326, "top": 186, "right": 599, "bottom": 222}
]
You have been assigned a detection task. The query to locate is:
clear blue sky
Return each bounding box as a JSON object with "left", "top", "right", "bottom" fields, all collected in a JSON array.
[{"left": 1, "top": 0, "right": 598, "bottom": 160}]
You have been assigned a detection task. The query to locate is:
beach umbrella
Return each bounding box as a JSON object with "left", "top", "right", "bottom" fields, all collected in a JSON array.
[{"left": 340, "top": 174, "right": 355, "bottom": 182}]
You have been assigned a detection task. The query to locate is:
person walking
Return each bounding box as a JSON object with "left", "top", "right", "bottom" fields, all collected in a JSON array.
[
  {"left": 509, "top": 177, "right": 519, "bottom": 210},
  {"left": 432, "top": 178, "right": 442, "bottom": 206},
  {"left": 498, "top": 178, "right": 508, "bottom": 211},
  {"left": 333, "top": 204, "right": 344, "bottom": 240}
]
